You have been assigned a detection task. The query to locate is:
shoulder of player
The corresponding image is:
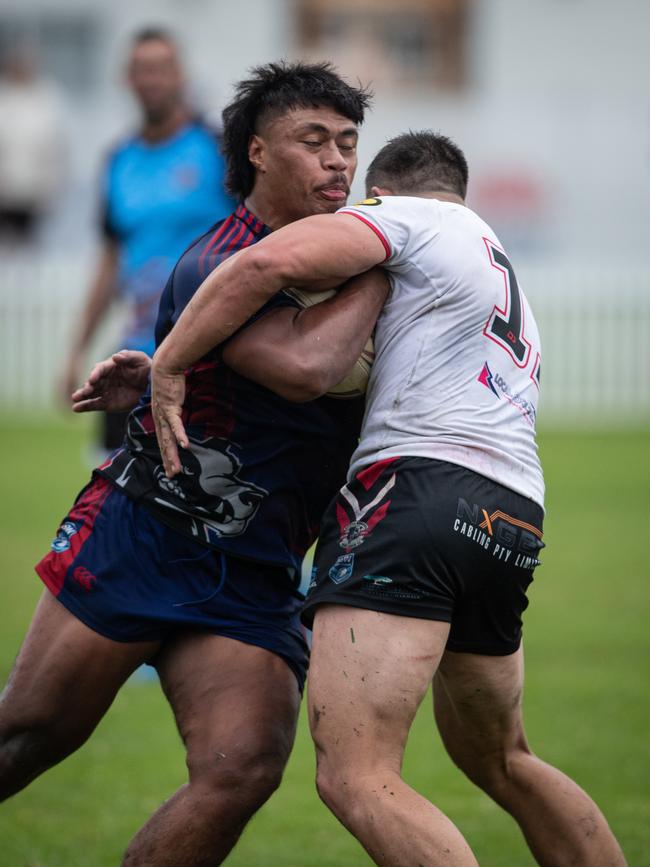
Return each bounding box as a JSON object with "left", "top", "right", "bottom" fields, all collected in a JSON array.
[{"left": 338, "top": 194, "right": 439, "bottom": 220}]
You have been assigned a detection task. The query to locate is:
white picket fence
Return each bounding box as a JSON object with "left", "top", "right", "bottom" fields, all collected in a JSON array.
[{"left": 0, "top": 259, "right": 649, "bottom": 425}]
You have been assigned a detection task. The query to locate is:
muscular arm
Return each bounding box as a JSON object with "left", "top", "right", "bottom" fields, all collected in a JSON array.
[
  {"left": 151, "top": 213, "right": 387, "bottom": 476},
  {"left": 222, "top": 268, "right": 389, "bottom": 402},
  {"left": 152, "top": 213, "right": 386, "bottom": 375}
]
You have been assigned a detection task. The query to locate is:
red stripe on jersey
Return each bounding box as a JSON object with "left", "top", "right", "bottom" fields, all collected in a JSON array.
[
  {"left": 338, "top": 211, "right": 391, "bottom": 261},
  {"left": 237, "top": 203, "right": 264, "bottom": 233},
  {"left": 206, "top": 220, "right": 248, "bottom": 270},
  {"left": 199, "top": 215, "right": 236, "bottom": 276},
  {"left": 355, "top": 457, "right": 398, "bottom": 491},
  {"left": 35, "top": 478, "right": 113, "bottom": 596}
]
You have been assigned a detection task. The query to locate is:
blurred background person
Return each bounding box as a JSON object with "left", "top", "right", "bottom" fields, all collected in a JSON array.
[
  {"left": 60, "top": 26, "right": 234, "bottom": 458},
  {"left": 0, "top": 47, "right": 66, "bottom": 245}
]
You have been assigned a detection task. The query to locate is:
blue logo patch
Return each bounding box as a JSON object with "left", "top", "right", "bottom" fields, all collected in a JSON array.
[
  {"left": 51, "top": 520, "right": 81, "bottom": 553},
  {"left": 329, "top": 553, "right": 355, "bottom": 585}
]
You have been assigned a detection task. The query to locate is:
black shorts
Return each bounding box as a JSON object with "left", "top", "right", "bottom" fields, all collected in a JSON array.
[{"left": 302, "top": 457, "right": 545, "bottom": 655}]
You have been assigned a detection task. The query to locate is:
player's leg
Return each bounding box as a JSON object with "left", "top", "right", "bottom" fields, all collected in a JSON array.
[
  {"left": 121, "top": 631, "right": 301, "bottom": 867},
  {"left": 0, "top": 590, "right": 159, "bottom": 799},
  {"left": 309, "top": 605, "right": 479, "bottom": 867},
  {"left": 433, "top": 648, "right": 626, "bottom": 866}
]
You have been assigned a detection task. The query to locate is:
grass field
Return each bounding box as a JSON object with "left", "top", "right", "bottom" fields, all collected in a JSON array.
[{"left": 0, "top": 414, "right": 648, "bottom": 866}]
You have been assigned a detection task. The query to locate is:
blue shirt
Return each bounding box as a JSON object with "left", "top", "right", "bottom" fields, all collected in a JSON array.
[
  {"left": 97, "top": 204, "right": 365, "bottom": 571},
  {"left": 102, "top": 120, "right": 235, "bottom": 355}
]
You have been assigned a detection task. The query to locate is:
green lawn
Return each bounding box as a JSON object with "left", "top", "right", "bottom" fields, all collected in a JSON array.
[{"left": 0, "top": 415, "right": 648, "bottom": 866}]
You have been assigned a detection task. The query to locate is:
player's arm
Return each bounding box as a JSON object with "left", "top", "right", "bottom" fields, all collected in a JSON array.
[
  {"left": 151, "top": 213, "right": 386, "bottom": 476},
  {"left": 71, "top": 349, "right": 152, "bottom": 413},
  {"left": 60, "top": 241, "right": 120, "bottom": 403},
  {"left": 153, "top": 213, "right": 386, "bottom": 375},
  {"left": 222, "top": 267, "right": 389, "bottom": 402}
]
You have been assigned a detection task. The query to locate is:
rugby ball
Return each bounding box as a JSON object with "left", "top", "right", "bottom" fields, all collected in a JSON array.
[{"left": 283, "top": 287, "right": 374, "bottom": 398}]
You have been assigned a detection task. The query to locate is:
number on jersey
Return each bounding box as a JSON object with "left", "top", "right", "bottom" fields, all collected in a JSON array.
[{"left": 483, "top": 238, "right": 532, "bottom": 368}]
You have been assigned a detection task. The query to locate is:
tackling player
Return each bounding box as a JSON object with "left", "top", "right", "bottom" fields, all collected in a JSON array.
[
  {"left": 0, "top": 62, "right": 389, "bottom": 867},
  {"left": 152, "top": 131, "right": 627, "bottom": 866}
]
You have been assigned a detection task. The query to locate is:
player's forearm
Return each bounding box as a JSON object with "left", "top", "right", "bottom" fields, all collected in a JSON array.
[
  {"left": 152, "top": 247, "right": 284, "bottom": 374},
  {"left": 152, "top": 213, "right": 386, "bottom": 376},
  {"left": 288, "top": 268, "right": 389, "bottom": 393},
  {"left": 225, "top": 268, "right": 389, "bottom": 402}
]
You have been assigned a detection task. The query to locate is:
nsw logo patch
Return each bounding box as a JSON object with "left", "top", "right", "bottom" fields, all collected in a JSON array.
[
  {"left": 329, "top": 553, "right": 355, "bottom": 585},
  {"left": 51, "top": 520, "right": 81, "bottom": 553}
]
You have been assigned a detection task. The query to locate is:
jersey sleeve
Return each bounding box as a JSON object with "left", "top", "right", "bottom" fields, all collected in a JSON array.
[{"left": 337, "top": 196, "right": 439, "bottom": 268}]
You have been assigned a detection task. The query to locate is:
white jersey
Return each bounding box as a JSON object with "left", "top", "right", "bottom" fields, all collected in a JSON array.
[{"left": 339, "top": 195, "right": 545, "bottom": 508}]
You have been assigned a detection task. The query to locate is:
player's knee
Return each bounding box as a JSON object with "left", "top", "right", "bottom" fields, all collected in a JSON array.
[
  {"left": 451, "top": 736, "right": 534, "bottom": 796},
  {"left": 186, "top": 742, "right": 288, "bottom": 815},
  {"left": 315, "top": 753, "right": 366, "bottom": 827}
]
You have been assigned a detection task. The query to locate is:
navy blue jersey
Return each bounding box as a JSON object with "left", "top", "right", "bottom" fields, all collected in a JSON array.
[{"left": 97, "top": 204, "right": 364, "bottom": 572}]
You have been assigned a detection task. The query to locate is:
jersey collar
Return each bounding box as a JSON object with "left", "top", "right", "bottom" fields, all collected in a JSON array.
[{"left": 234, "top": 203, "right": 270, "bottom": 237}]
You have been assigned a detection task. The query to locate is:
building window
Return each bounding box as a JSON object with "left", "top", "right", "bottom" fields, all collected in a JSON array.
[{"left": 296, "top": 0, "right": 469, "bottom": 91}]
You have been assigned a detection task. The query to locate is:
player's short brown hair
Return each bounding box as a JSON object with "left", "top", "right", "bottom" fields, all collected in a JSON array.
[{"left": 366, "top": 131, "right": 468, "bottom": 199}]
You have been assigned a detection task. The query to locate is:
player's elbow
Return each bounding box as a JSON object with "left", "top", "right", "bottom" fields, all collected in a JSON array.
[
  {"left": 240, "top": 245, "right": 288, "bottom": 292},
  {"left": 270, "top": 355, "right": 331, "bottom": 403}
]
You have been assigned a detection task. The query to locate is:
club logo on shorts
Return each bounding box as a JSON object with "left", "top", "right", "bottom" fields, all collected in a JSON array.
[
  {"left": 329, "top": 553, "right": 355, "bottom": 584},
  {"left": 336, "top": 461, "right": 397, "bottom": 551},
  {"left": 72, "top": 566, "right": 97, "bottom": 592},
  {"left": 339, "top": 520, "right": 369, "bottom": 549},
  {"left": 51, "top": 520, "right": 81, "bottom": 553}
]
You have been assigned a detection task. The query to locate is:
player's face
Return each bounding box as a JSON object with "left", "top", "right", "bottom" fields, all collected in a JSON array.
[
  {"left": 127, "top": 39, "right": 184, "bottom": 122},
  {"left": 249, "top": 106, "right": 358, "bottom": 226}
]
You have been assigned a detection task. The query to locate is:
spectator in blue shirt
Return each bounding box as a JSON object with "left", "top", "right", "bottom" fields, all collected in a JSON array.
[{"left": 61, "top": 27, "right": 234, "bottom": 452}]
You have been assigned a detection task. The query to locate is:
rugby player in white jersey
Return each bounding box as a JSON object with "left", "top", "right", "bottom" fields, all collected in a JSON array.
[{"left": 151, "top": 131, "right": 626, "bottom": 867}]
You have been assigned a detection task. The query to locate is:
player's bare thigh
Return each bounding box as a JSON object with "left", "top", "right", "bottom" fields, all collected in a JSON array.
[
  {"left": 308, "top": 605, "right": 450, "bottom": 766},
  {"left": 0, "top": 590, "right": 159, "bottom": 739},
  {"left": 433, "top": 646, "right": 528, "bottom": 767},
  {"left": 155, "top": 631, "right": 301, "bottom": 782}
]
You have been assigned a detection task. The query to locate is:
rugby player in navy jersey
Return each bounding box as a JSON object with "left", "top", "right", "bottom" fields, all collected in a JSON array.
[{"left": 0, "top": 63, "right": 388, "bottom": 867}]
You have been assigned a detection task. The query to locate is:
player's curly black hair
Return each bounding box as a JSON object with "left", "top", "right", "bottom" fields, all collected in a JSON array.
[
  {"left": 222, "top": 61, "right": 372, "bottom": 201},
  {"left": 365, "top": 131, "right": 468, "bottom": 199}
]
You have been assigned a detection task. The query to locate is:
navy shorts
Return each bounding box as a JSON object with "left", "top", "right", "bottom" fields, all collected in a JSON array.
[
  {"left": 36, "top": 477, "right": 309, "bottom": 690},
  {"left": 302, "top": 457, "right": 545, "bottom": 655}
]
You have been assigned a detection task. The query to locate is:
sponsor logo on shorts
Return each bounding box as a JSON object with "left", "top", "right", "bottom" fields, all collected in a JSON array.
[
  {"left": 452, "top": 498, "right": 544, "bottom": 569},
  {"left": 51, "top": 520, "right": 81, "bottom": 553},
  {"left": 362, "top": 574, "right": 393, "bottom": 586},
  {"left": 329, "top": 553, "right": 355, "bottom": 584},
  {"left": 361, "top": 576, "right": 430, "bottom": 601},
  {"left": 72, "top": 566, "right": 97, "bottom": 592}
]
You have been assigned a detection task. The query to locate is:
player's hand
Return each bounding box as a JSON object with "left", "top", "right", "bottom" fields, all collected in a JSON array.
[
  {"left": 71, "top": 350, "right": 152, "bottom": 413},
  {"left": 150, "top": 357, "right": 188, "bottom": 479}
]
